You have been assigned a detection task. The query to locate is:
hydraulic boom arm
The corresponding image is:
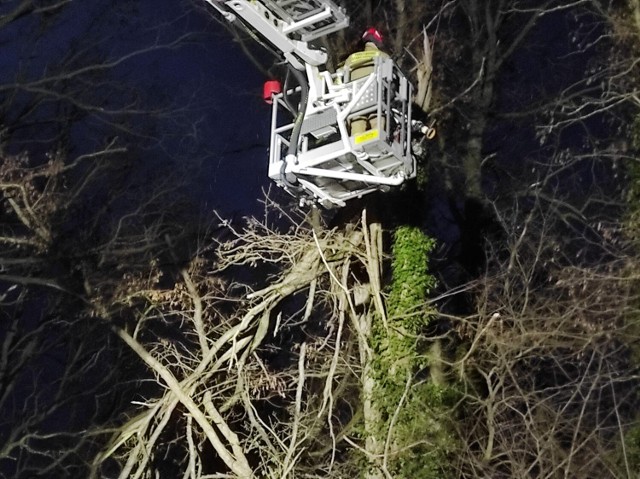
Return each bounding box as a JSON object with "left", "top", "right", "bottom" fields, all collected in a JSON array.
[{"left": 202, "top": 0, "right": 348, "bottom": 70}]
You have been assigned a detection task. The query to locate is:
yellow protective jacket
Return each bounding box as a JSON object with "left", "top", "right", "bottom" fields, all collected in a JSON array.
[{"left": 341, "top": 42, "right": 389, "bottom": 81}]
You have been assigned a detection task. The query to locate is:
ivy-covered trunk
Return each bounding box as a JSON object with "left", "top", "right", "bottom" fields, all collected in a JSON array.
[{"left": 360, "top": 225, "right": 457, "bottom": 478}]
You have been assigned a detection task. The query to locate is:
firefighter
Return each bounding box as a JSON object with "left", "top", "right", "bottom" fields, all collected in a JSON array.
[{"left": 342, "top": 28, "right": 388, "bottom": 135}]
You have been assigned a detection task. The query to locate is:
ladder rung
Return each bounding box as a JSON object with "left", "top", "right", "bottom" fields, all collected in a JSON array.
[{"left": 261, "top": 0, "right": 348, "bottom": 41}]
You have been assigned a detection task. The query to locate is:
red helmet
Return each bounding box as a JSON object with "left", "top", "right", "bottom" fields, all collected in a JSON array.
[{"left": 362, "top": 27, "right": 383, "bottom": 46}]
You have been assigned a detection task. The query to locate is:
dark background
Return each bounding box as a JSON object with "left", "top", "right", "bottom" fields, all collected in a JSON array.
[{"left": 1, "top": 0, "right": 274, "bottom": 217}]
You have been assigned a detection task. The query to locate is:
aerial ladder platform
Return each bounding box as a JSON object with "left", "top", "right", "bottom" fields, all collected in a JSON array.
[{"left": 202, "top": 0, "right": 423, "bottom": 208}]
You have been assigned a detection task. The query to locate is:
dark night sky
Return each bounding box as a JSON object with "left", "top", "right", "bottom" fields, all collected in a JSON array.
[
  {"left": 134, "top": 1, "right": 276, "bottom": 216},
  {"left": 1, "top": 0, "right": 276, "bottom": 217}
]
